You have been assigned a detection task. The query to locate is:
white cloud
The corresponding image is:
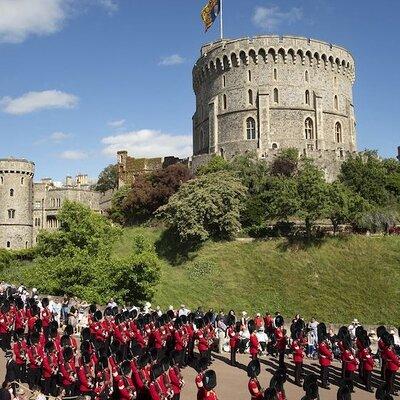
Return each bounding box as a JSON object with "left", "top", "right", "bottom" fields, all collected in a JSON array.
[
  {"left": 1, "top": 90, "right": 78, "bottom": 115},
  {"left": 0, "top": 0, "right": 119, "bottom": 44},
  {"left": 50, "top": 131, "right": 71, "bottom": 142},
  {"left": 108, "top": 119, "right": 126, "bottom": 128},
  {"left": 158, "top": 54, "right": 185, "bottom": 66},
  {"left": 252, "top": 5, "right": 303, "bottom": 31},
  {"left": 60, "top": 150, "right": 88, "bottom": 160},
  {"left": 101, "top": 129, "right": 192, "bottom": 159},
  {"left": 0, "top": 0, "right": 66, "bottom": 43}
]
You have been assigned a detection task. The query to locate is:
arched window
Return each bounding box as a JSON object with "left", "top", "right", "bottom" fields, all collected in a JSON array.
[
  {"left": 272, "top": 143, "right": 278, "bottom": 149},
  {"left": 305, "top": 118, "right": 314, "bottom": 140},
  {"left": 20, "top": 177, "right": 24, "bottom": 185},
  {"left": 273, "top": 88, "right": 279, "bottom": 103},
  {"left": 248, "top": 70, "right": 252, "bottom": 82},
  {"left": 335, "top": 122, "right": 343, "bottom": 143},
  {"left": 305, "top": 90, "right": 310, "bottom": 105},
  {"left": 200, "top": 129, "right": 206, "bottom": 150},
  {"left": 8, "top": 209, "right": 15, "bottom": 219},
  {"left": 0, "top": 176, "right": 3, "bottom": 184},
  {"left": 6, "top": 241, "right": 10, "bottom": 249},
  {"left": 334, "top": 95, "right": 339, "bottom": 110},
  {"left": 25, "top": 242, "right": 28, "bottom": 249},
  {"left": 248, "top": 89, "right": 253, "bottom": 105},
  {"left": 246, "top": 117, "right": 256, "bottom": 140},
  {"left": 223, "top": 94, "right": 227, "bottom": 110},
  {"left": 334, "top": 76, "right": 337, "bottom": 86},
  {"left": 9, "top": 189, "right": 14, "bottom": 197},
  {"left": 220, "top": 148, "right": 224, "bottom": 159},
  {"left": 305, "top": 70, "right": 309, "bottom": 82},
  {"left": 222, "top": 75, "right": 226, "bottom": 87}
]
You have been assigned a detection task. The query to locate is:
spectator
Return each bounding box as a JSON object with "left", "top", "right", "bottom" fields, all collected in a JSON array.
[
  {"left": 241, "top": 311, "right": 248, "bottom": 327},
  {"left": 68, "top": 306, "right": 78, "bottom": 333},
  {"left": 60, "top": 296, "right": 70, "bottom": 326},
  {"left": 254, "top": 313, "right": 263, "bottom": 329},
  {"left": 106, "top": 298, "right": 117, "bottom": 308},
  {"left": 178, "top": 304, "right": 190, "bottom": 317},
  {"left": 348, "top": 319, "right": 360, "bottom": 340}
]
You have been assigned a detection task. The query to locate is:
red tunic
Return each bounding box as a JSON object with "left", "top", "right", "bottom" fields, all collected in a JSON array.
[
  {"left": 27, "top": 344, "right": 44, "bottom": 369},
  {"left": 116, "top": 374, "right": 136, "bottom": 400},
  {"left": 249, "top": 333, "right": 259, "bottom": 357},
  {"left": 291, "top": 340, "right": 304, "bottom": 364},
  {"left": 275, "top": 328, "right": 287, "bottom": 351},
  {"left": 342, "top": 349, "right": 358, "bottom": 372},
  {"left": 318, "top": 341, "right": 333, "bottom": 367},
  {"left": 174, "top": 329, "right": 184, "bottom": 351},
  {"left": 227, "top": 327, "right": 238, "bottom": 349},
  {"left": 196, "top": 372, "right": 204, "bottom": 400},
  {"left": 200, "top": 390, "right": 219, "bottom": 400},
  {"left": 248, "top": 378, "right": 263, "bottom": 400},
  {"left": 78, "top": 364, "right": 95, "bottom": 393},
  {"left": 385, "top": 348, "right": 400, "bottom": 372},
  {"left": 359, "top": 348, "right": 374, "bottom": 372},
  {"left": 197, "top": 330, "right": 208, "bottom": 352},
  {"left": 59, "top": 359, "right": 77, "bottom": 386},
  {"left": 12, "top": 341, "right": 28, "bottom": 365},
  {"left": 169, "top": 367, "right": 182, "bottom": 395},
  {"left": 42, "top": 353, "right": 59, "bottom": 379},
  {"left": 41, "top": 307, "right": 52, "bottom": 328}
]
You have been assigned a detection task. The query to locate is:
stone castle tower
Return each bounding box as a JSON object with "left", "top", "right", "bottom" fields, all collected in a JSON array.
[
  {"left": 0, "top": 158, "right": 35, "bottom": 250},
  {"left": 192, "top": 35, "right": 357, "bottom": 181}
]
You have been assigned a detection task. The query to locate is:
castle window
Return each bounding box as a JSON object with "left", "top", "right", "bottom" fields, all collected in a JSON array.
[
  {"left": 0, "top": 176, "right": 3, "bottom": 184},
  {"left": 273, "top": 68, "right": 277, "bottom": 80},
  {"left": 200, "top": 129, "right": 206, "bottom": 151},
  {"left": 272, "top": 143, "right": 278, "bottom": 149},
  {"left": 305, "top": 90, "right": 310, "bottom": 106},
  {"left": 334, "top": 76, "right": 337, "bottom": 86},
  {"left": 222, "top": 75, "right": 226, "bottom": 88},
  {"left": 8, "top": 209, "right": 15, "bottom": 219},
  {"left": 220, "top": 148, "right": 225, "bottom": 159},
  {"left": 305, "top": 70, "right": 309, "bottom": 82},
  {"left": 273, "top": 88, "right": 279, "bottom": 103},
  {"left": 334, "top": 95, "right": 339, "bottom": 110},
  {"left": 223, "top": 94, "right": 227, "bottom": 110},
  {"left": 6, "top": 241, "right": 10, "bottom": 249},
  {"left": 25, "top": 242, "right": 28, "bottom": 249},
  {"left": 246, "top": 117, "right": 256, "bottom": 140},
  {"left": 248, "top": 89, "right": 253, "bottom": 105},
  {"left": 305, "top": 118, "right": 314, "bottom": 140},
  {"left": 20, "top": 177, "right": 24, "bottom": 185},
  {"left": 50, "top": 198, "right": 55, "bottom": 208},
  {"left": 248, "top": 70, "right": 252, "bottom": 82},
  {"left": 9, "top": 189, "right": 14, "bottom": 197},
  {"left": 335, "top": 122, "right": 343, "bottom": 143}
]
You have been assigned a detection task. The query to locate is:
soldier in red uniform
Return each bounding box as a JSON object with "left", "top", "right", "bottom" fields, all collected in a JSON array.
[
  {"left": 41, "top": 341, "right": 59, "bottom": 396},
  {"left": 226, "top": 316, "right": 239, "bottom": 366},
  {"left": 248, "top": 320, "right": 260, "bottom": 360},
  {"left": 383, "top": 332, "right": 400, "bottom": 396},
  {"left": 274, "top": 315, "right": 287, "bottom": 368},
  {"left": 269, "top": 367, "right": 287, "bottom": 400},
  {"left": 40, "top": 298, "right": 52, "bottom": 339},
  {"left": 59, "top": 346, "right": 78, "bottom": 396},
  {"left": 342, "top": 336, "right": 358, "bottom": 391},
  {"left": 247, "top": 359, "right": 263, "bottom": 400},
  {"left": 317, "top": 323, "right": 333, "bottom": 390},
  {"left": 26, "top": 331, "right": 44, "bottom": 389},
  {"left": 168, "top": 351, "right": 185, "bottom": 400},
  {"left": 94, "top": 356, "right": 113, "bottom": 400},
  {"left": 359, "top": 334, "right": 375, "bottom": 392},
  {"left": 78, "top": 351, "right": 96, "bottom": 396},
  {"left": 291, "top": 329, "right": 305, "bottom": 386},
  {"left": 200, "top": 369, "right": 218, "bottom": 400},
  {"left": 377, "top": 325, "right": 389, "bottom": 380},
  {"left": 300, "top": 373, "right": 319, "bottom": 400},
  {"left": 195, "top": 358, "right": 208, "bottom": 400},
  {"left": 11, "top": 331, "right": 27, "bottom": 383},
  {"left": 115, "top": 360, "right": 137, "bottom": 400}
]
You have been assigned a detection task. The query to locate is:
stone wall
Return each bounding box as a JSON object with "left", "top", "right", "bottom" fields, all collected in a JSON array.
[{"left": 192, "top": 36, "right": 357, "bottom": 181}]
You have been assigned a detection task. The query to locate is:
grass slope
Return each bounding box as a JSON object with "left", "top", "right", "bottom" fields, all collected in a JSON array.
[{"left": 114, "top": 227, "right": 400, "bottom": 325}]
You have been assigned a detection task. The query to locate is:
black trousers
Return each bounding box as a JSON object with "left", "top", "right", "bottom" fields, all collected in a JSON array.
[
  {"left": 28, "top": 367, "right": 41, "bottom": 389},
  {"left": 278, "top": 350, "right": 285, "bottom": 367},
  {"left": 344, "top": 370, "right": 354, "bottom": 389},
  {"left": 16, "top": 364, "right": 26, "bottom": 382},
  {"left": 230, "top": 346, "right": 237, "bottom": 365},
  {"left": 386, "top": 370, "right": 396, "bottom": 394},
  {"left": 172, "top": 394, "right": 180, "bottom": 400},
  {"left": 0, "top": 333, "right": 11, "bottom": 351},
  {"left": 320, "top": 365, "right": 330, "bottom": 388},
  {"left": 43, "top": 376, "right": 58, "bottom": 396},
  {"left": 294, "top": 363, "right": 302, "bottom": 385},
  {"left": 363, "top": 370, "right": 372, "bottom": 391}
]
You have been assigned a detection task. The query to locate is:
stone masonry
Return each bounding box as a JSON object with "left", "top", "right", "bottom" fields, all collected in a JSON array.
[{"left": 192, "top": 35, "right": 358, "bottom": 181}]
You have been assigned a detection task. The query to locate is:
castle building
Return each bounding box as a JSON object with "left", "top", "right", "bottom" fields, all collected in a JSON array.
[
  {"left": 192, "top": 36, "right": 357, "bottom": 181},
  {"left": 0, "top": 157, "right": 101, "bottom": 250}
]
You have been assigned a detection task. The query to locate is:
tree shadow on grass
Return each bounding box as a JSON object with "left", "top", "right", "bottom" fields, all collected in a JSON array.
[
  {"left": 277, "top": 233, "right": 351, "bottom": 252},
  {"left": 155, "top": 228, "right": 202, "bottom": 266}
]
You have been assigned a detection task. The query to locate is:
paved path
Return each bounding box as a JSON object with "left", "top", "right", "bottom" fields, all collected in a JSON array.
[{"left": 1, "top": 351, "right": 396, "bottom": 399}]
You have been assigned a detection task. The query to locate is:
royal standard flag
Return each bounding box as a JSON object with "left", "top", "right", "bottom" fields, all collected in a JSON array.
[{"left": 201, "top": 0, "right": 220, "bottom": 32}]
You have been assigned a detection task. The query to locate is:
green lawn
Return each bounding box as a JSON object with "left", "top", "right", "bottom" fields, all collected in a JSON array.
[{"left": 114, "top": 227, "right": 400, "bottom": 325}]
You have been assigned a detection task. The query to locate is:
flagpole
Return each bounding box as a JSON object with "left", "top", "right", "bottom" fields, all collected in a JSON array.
[{"left": 220, "top": 0, "right": 224, "bottom": 40}]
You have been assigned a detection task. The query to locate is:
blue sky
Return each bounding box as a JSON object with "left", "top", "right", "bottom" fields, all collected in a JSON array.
[{"left": 0, "top": 0, "right": 399, "bottom": 181}]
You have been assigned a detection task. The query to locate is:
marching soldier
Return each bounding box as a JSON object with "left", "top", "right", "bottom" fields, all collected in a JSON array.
[
  {"left": 200, "top": 369, "right": 219, "bottom": 400},
  {"left": 41, "top": 341, "right": 59, "bottom": 396},
  {"left": 248, "top": 320, "right": 260, "bottom": 360},
  {"left": 227, "top": 317, "right": 239, "bottom": 366},
  {"left": 317, "top": 323, "right": 333, "bottom": 390},
  {"left": 247, "top": 359, "right": 263, "bottom": 400}
]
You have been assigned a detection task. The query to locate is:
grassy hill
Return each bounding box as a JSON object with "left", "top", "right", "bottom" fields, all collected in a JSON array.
[{"left": 114, "top": 227, "right": 400, "bottom": 325}]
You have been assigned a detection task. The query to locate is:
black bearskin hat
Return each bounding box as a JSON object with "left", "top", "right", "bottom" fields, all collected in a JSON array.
[
  {"left": 203, "top": 370, "right": 217, "bottom": 391},
  {"left": 81, "top": 327, "right": 91, "bottom": 342},
  {"left": 1, "top": 300, "right": 10, "bottom": 314},
  {"left": 130, "top": 341, "right": 142, "bottom": 357},
  {"left": 376, "top": 383, "right": 394, "bottom": 400},
  {"left": 98, "top": 356, "right": 108, "bottom": 370},
  {"left": 41, "top": 297, "right": 49, "bottom": 308},
  {"left": 49, "top": 320, "right": 59, "bottom": 331},
  {"left": 337, "top": 380, "right": 353, "bottom": 400},
  {"left": 15, "top": 298, "right": 24, "bottom": 310},
  {"left": 150, "top": 363, "right": 163, "bottom": 381},
  {"left": 63, "top": 347, "right": 74, "bottom": 362},
  {"left": 167, "top": 309, "right": 175, "bottom": 320},
  {"left": 275, "top": 315, "right": 284, "bottom": 328},
  {"left": 355, "top": 325, "right": 364, "bottom": 339},
  {"left": 120, "top": 360, "right": 131, "bottom": 376},
  {"left": 227, "top": 315, "right": 235, "bottom": 327},
  {"left": 34, "top": 319, "right": 42, "bottom": 332},
  {"left": 130, "top": 308, "right": 138, "bottom": 320},
  {"left": 181, "top": 315, "right": 188, "bottom": 324},
  {"left": 271, "top": 366, "right": 287, "bottom": 388},
  {"left": 112, "top": 306, "right": 118, "bottom": 316},
  {"left": 382, "top": 331, "right": 394, "bottom": 348},
  {"left": 81, "top": 351, "right": 91, "bottom": 365},
  {"left": 114, "top": 349, "right": 124, "bottom": 365},
  {"left": 248, "top": 319, "right": 256, "bottom": 334},
  {"left": 235, "top": 321, "right": 242, "bottom": 333},
  {"left": 303, "top": 373, "right": 318, "bottom": 393},
  {"left": 247, "top": 360, "right": 261, "bottom": 378},
  {"left": 30, "top": 332, "right": 39, "bottom": 344},
  {"left": 64, "top": 324, "right": 73, "bottom": 336},
  {"left": 196, "top": 357, "right": 209, "bottom": 372},
  {"left": 89, "top": 304, "right": 97, "bottom": 314},
  {"left": 317, "top": 323, "right": 327, "bottom": 342},
  {"left": 149, "top": 348, "right": 159, "bottom": 363},
  {"left": 337, "top": 326, "right": 349, "bottom": 341},
  {"left": 94, "top": 310, "right": 103, "bottom": 322},
  {"left": 196, "top": 318, "right": 205, "bottom": 330},
  {"left": 160, "top": 357, "right": 170, "bottom": 372},
  {"left": 377, "top": 326, "right": 387, "bottom": 339},
  {"left": 44, "top": 341, "right": 55, "bottom": 353},
  {"left": 80, "top": 340, "right": 91, "bottom": 353},
  {"left": 138, "top": 353, "right": 150, "bottom": 369},
  {"left": 60, "top": 334, "right": 70, "bottom": 348},
  {"left": 169, "top": 350, "right": 180, "bottom": 366},
  {"left": 174, "top": 317, "right": 182, "bottom": 329},
  {"left": 264, "top": 388, "right": 278, "bottom": 400}
]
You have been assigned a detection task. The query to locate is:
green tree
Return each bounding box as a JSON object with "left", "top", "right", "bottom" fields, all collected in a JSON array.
[
  {"left": 296, "top": 161, "right": 329, "bottom": 237},
  {"left": 266, "top": 177, "right": 299, "bottom": 221},
  {"left": 94, "top": 164, "right": 119, "bottom": 193},
  {"left": 340, "top": 152, "right": 389, "bottom": 206},
  {"left": 157, "top": 171, "right": 247, "bottom": 243},
  {"left": 196, "top": 155, "right": 231, "bottom": 175},
  {"left": 270, "top": 148, "right": 299, "bottom": 178}
]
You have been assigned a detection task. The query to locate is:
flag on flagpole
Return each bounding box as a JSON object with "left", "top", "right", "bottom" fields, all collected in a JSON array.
[{"left": 201, "top": 0, "right": 221, "bottom": 32}]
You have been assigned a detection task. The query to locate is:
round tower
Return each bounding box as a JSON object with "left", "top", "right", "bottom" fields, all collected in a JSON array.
[
  {"left": 192, "top": 35, "right": 357, "bottom": 180},
  {"left": 0, "top": 158, "right": 35, "bottom": 250}
]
